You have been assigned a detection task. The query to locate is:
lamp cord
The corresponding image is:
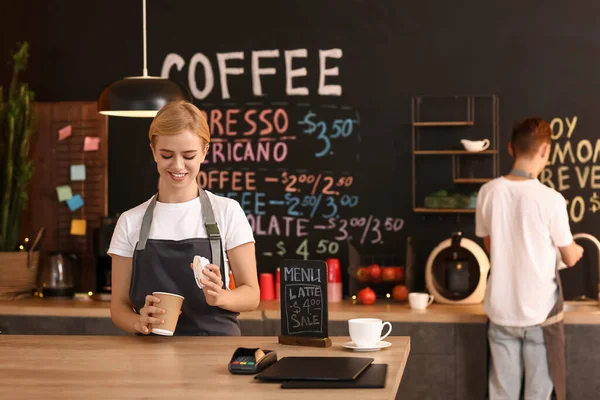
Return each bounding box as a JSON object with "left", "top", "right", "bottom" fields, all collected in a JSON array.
[{"left": 142, "top": 0, "right": 148, "bottom": 77}]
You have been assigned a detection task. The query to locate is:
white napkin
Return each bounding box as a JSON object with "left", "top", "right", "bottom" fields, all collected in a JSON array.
[{"left": 193, "top": 256, "right": 211, "bottom": 288}]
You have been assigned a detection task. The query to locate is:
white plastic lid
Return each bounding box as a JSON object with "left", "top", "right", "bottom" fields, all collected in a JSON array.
[
  {"left": 152, "top": 292, "right": 185, "bottom": 299},
  {"left": 151, "top": 328, "right": 174, "bottom": 336}
]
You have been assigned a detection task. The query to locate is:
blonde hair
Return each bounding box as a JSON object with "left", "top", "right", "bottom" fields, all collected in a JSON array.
[{"left": 149, "top": 101, "right": 210, "bottom": 146}]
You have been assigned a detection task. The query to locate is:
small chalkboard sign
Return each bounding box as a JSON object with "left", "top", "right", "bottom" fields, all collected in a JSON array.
[{"left": 278, "top": 259, "right": 331, "bottom": 347}]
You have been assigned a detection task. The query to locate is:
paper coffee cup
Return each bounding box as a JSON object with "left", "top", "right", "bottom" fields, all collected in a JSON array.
[{"left": 150, "top": 292, "right": 184, "bottom": 336}]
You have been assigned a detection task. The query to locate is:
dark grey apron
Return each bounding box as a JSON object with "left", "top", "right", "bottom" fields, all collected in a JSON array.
[
  {"left": 541, "top": 266, "right": 566, "bottom": 400},
  {"left": 129, "top": 188, "right": 241, "bottom": 336}
]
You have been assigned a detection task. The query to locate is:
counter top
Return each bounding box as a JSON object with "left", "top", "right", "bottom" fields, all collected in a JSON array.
[
  {"left": 1, "top": 298, "right": 599, "bottom": 324},
  {"left": 0, "top": 335, "right": 410, "bottom": 400},
  {"left": 261, "top": 300, "right": 488, "bottom": 323},
  {"left": 0, "top": 298, "right": 263, "bottom": 320},
  {"left": 260, "top": 300, "right": 600, "bottom": 324}
]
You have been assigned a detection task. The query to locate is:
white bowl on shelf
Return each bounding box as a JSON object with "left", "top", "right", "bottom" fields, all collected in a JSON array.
[{"left": 461, "top": 139, "right": 490, "bottom": 152}]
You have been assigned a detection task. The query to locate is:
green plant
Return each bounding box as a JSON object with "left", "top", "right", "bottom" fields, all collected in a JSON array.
[{"left": 0, "top": 42, "right": 35, "bottom": 251}]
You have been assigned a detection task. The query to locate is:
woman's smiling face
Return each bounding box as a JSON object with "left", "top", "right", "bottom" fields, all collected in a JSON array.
[{"left": 151, "top": 130, "right": 208, "bottom": 187}]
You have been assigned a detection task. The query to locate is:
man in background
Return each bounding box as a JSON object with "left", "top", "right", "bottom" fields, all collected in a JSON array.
[{"left": 476, "top": 117, "right": 583, "bottom": 400}]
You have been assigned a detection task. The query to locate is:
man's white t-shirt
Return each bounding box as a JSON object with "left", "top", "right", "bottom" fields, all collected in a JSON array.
[
  {"left": 476, "top": 177, "right": 573, "bottom": 327},
  {"left": 107, "top": 191, "right": 255, "bottom": 286}
]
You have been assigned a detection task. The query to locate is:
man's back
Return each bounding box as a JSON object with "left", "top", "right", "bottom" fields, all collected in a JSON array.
[{"left": 476, "top": 177, "right": 573, "bottom": 327}]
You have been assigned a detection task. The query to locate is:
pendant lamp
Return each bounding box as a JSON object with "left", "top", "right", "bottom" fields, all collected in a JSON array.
[{"left": 98, "top": 0, "right": 191, "bottom": 117}]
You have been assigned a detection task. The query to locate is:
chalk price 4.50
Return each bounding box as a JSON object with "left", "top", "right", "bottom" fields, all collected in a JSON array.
[{"left": 275, "top": 238, "right": 340, "bottom": 260}]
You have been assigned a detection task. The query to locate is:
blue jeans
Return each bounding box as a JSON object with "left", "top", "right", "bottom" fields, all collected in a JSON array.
[{"left": 488, "top": 322, "right": 553, "bottom": 400}]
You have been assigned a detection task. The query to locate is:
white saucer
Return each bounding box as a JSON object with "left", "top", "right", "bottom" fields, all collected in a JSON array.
[{"left": 342, "top": 341, "right": 392, "bottom": 352}]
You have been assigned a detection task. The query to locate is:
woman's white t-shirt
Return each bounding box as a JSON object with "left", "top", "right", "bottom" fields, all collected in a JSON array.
[{"left": 107, "top": 191, "right": 255, "bottom": 285}]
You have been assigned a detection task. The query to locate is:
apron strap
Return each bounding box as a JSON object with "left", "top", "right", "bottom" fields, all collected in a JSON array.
[
  {"left": 136, "top": 195, "right": 158, "bottom": 251},
  {"left": 541, "top": 311, "right": 564, "bottom": 326},
  {"left": 508, "top": 168, "right": 534, "bottom": 179},
  {"left": 198, "top": 187, "right": 224, "bottom": 284}
]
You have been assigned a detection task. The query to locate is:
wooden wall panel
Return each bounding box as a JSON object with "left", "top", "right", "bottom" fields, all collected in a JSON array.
[{"left": 22, "top": 102, "right": 108, "bottom": 292}]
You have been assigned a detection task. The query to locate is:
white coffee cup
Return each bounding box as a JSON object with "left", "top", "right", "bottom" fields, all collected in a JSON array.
[
  {"left": 409, "top": 292, "right": 434, "bottom": 310},
  {"left": 348, "top": 318, "right": 392, "bottom": 348}
]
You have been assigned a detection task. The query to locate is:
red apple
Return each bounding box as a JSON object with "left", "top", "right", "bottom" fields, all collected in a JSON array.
[
  {"left": 357, "top": 287, "right": 377, "bottom": 305},
  {"left": 392, "top": 284, "right": 409, "bottom": 302},
  {"left": 382, "top": 267, "right": 396, "bottom": 281},
  {"left": 356, "top": 267, "right": 370, "bottom": 282},
  {"left": 367, "top": 264, "right": 381, "bottom": 280},
  {"left": 394, "top": 267, "right": 404, "bottom": 282}
]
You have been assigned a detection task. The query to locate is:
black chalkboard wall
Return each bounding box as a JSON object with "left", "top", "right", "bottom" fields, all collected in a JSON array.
[{"left": 4, "top": 1, "right": 600, "bottom": 297}]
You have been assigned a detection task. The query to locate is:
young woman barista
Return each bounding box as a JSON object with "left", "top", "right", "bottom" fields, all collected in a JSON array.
[{"left": 108, "top": 101, "right": 259, "bottom": 336}]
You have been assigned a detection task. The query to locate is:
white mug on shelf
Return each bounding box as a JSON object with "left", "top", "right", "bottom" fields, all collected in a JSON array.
[
  {"left": 409, "top": 292, "right": 434, "bottom": 310},
  {"left": 461, "top": 139, "right": 490, "bottom": 152},
  {"left": 348, "top": 318, "right": 392, "bottom": 348}
]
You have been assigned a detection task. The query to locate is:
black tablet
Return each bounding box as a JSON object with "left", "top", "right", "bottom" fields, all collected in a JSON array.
[
  {"left": 254, "top": 356, "right": 374, "bottom": 382},
  {"left": 281, "top": 364, "right": 388, "bottom": 389}
]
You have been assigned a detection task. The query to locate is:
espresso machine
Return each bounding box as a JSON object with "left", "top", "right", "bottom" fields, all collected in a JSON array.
[{"left": 425, "top": 232, "right": 490, "bottom": 304}]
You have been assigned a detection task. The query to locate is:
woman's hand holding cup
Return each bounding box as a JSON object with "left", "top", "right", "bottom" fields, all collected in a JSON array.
[{"left": 135, "top": 294, "right": 165, "bottom": 334}]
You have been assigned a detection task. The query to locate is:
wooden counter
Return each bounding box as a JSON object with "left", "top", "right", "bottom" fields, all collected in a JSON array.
[
  {"left": 0, "top": 335, "right": 410, "bottom": 400},
  {"left": 2, "top": 298, "right": 599, "bottom": 324},
  {"left": 2, "top": 300, "right": 599, "bottom": 399},
  {"left": 261, "top": 300, "right": 487, "bottom": 323},
  {"left": 262, "top": 300, "right": 600, "bottom": 324},
  {"left": 0, "top": 298, "right": 263, "bottom": 320}
]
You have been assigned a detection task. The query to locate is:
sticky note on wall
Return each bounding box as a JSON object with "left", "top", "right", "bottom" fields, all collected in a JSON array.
[
  {"left": 84, "top": 137, "right": 100, "bottom": 151},
  {"left": 56, "top": 185, "right": 73, "bottom": 201},
  {"left": 58, "top": 125, "right": 72, "bottom": 141},
  {"left": 70, "top": 219, "right": 86, "bottom": 236},
  {"left": 70, "top": 164, "right": 86, "bottom": 181},
  {"left": 66, "top": 194, "right": 84, "bottom": 211}
]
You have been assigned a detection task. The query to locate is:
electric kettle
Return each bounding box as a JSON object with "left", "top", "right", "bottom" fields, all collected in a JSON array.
[{"left": 40, "top": 251, "right": 79, "bottom": 298}]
